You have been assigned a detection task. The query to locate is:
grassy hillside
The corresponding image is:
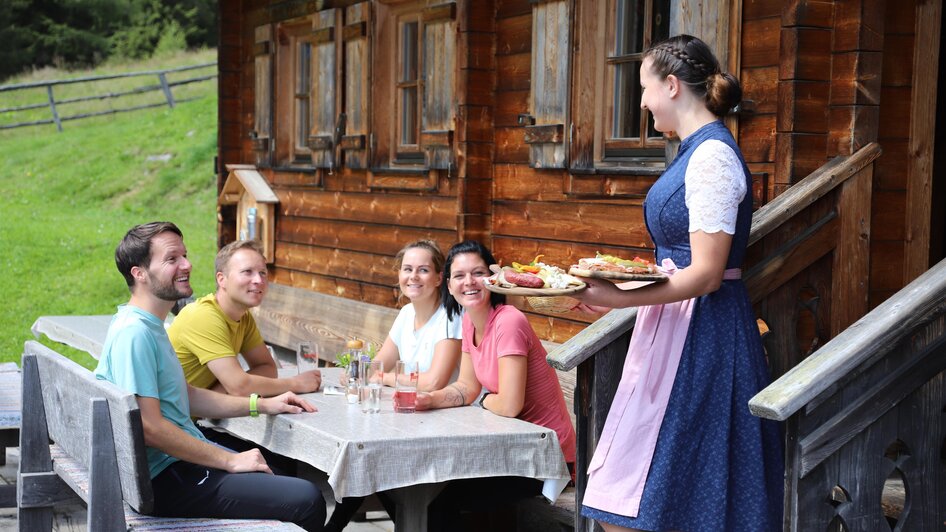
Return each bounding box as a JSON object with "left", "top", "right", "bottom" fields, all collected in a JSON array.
[{"left": 0, "top": 50, "right": 218, "bottom": 369}]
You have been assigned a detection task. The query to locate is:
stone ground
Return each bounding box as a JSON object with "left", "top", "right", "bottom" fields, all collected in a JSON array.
[{"left": 0, "top": 447, "right": 393, "bottom": 531}]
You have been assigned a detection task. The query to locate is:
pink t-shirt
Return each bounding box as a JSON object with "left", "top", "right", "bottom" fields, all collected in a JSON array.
[{"left": 463, "top": 304, "right": 576, "bottom": 463}]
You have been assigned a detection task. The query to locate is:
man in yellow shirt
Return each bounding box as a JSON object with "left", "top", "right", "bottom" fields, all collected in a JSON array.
[{"left": 169, "top": 240, "right": 322, "bottom": 396}]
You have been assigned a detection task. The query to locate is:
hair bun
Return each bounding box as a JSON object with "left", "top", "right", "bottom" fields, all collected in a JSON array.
[{"left": 706, "top": 71, "right": 742, "bottom": 117}]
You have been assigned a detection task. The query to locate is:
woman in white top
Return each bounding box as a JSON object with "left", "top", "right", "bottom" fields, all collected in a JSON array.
[
  {"left": 375, "top": 240, "right": 462, "bottom": 390},
  {"left": 326, "top": 240, "right": 460, "bottom": 532}
]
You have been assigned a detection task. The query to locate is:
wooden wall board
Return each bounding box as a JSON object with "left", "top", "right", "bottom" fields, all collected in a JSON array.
[
  {"left": 497, "top": 0, "right": 531, "bottom": 19},
  {"left": 497, "top": 13, "right": 531, "bottom": 55},
  {"left": 524, "top": 313, "right": 587, "bottom": 344},
  {"left": 781, "top": 0, "right": 833, "bottom": 28},
  {"left": 740, "top": 66, "right": 779, "bottom": 115},
  {"left": 270, "top": 267, "right": 400, "bottom": 308},
  {"left": 494, "top": 126, "right": 530, "bottom": 163},
  {"left": 492, "top": 200, "right": 650, "bottom": 248},
  {"left": 461, "top": 32, "right": 496, "bottom": 71},
  {"left": 779, "top": 27, "right": 832, "bottom": 81},
  {"left": 775, "top": 132, "right": 827, "bottom": 185},
  {"left": 495, "top": 89, "right": 529, "bottom": 126},
  {"left": 743, "top": 0, "right": 782, "bottom": 20},
  {"left": 275, "top": 241, "right": 401, "bottom": 286},
  {"left": 827, "top": 105, "right": 880, "bottom": 156},
  {"left": 276, "top": 189, "right": 459, "bottom": 230},
  {"left": 884, "top": 0, "right": 917, "bottom": 33},
  {"left": 464, "top": 69, "right": 495, "bottom": 107},
  {"left": 872, "top": 139, "right": 908, "bottom": 190},
  {"left": 493, "top": 164, "right": 568, "bottom": 200},
  {"left": 868, "top": 240, "right": 906, "bottom": 292},
  {"left": 566, "top": 173, "right": 660, "bottom": 198},
  {"left": 833, "top": 0, "right": 886, "bottom": 52},
  {"left": 741, "top": 17, "right": 781, "bottom": 68},
  {"left": 880, "top": 35, "right": 915, "bottom": 87},
  {"left": 496, "top": 53, "right": 531, "bottom": 91},
  {"left": 777, "top": 81, "right": 830, "bottom": 134},
  {"left": 277, "top": 217, "right": 457, "bottom": 255},
  {"left": 457, "top": 106, "right": 494, "bottom": 143},
  {"left": 877, "top": 86, "right": 912, "bottom": 138},
  {"left": 738, "top": 114, "right": 777, "bottom": 163},
  {"left": 460, "top": 141, "right": 495, "bottom": 178},
  {"left": 870, "top": 191, "right": 907, "bottom": 241},
  {"left": 831, "top": 51, "right": 883, "bottom": 105},
  {"left": 462, "top": 1, "right": 495, "bottom": 33}
]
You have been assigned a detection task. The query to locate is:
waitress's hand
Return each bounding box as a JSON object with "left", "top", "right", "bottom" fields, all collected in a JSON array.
[{"left": 572, "top": 275, "right": 626, "bottom": 309}]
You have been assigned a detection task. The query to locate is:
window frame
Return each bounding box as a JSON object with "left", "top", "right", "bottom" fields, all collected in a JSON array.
[
  {"left": 274, "top": 16, "right": 319, "bottom": 169},
  {"left": 395, "top": 14, "right": 424, "bottom": 163}
]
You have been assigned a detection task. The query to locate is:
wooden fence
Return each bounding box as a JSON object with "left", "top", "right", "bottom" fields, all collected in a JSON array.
[{"left": 0, "top": 62, "right": 216, "bottom": 132}]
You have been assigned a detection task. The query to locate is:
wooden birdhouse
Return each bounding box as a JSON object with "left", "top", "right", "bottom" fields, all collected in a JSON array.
[{"left": 218, "top": 164, "right": 278, "bottom": 263}]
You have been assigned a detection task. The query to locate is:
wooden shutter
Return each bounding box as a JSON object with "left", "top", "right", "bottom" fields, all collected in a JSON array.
[
  {"left": 342, "top": 2, "right": 370, "bottom": 169},
  {"left": 527, "top": 0, "right": 569, "bottom": 169},
  {"left": 253, "top": 24, "right": 274, "bottom": 167},
  {"left": 421, "top": 3, "right": 456, "bottom": 170},
  {"left": 308, "top": 9, "right": 339, "bottom": 168}
]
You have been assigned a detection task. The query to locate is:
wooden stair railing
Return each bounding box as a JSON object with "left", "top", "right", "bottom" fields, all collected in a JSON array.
[
  {"left": 547, "top": 142, "right": 882, "bottom": 532},
  {"left": 749, "top": 258, "right": 946, "bottom": 531}
]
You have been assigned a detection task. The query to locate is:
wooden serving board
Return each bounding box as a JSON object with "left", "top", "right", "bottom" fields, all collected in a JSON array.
[
  {"left": 483, "top": 278, "right": 586, "bottom": 297},
  {"left": 568, "top": 267, "right": 668, "bottom": 282}
]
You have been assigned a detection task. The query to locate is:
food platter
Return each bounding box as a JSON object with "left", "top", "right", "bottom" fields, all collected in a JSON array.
[
  {"left": 482, "top": 275, "right": 586, "bottom": 296},
  {"left": 568, "top": 267, "right": 668, "bottom": 282}
]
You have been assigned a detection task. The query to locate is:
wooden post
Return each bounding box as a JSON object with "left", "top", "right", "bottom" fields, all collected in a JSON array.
[
  {"left": 46, "top": 85, "right": 62, "bottom": 132},
  {"left": 17, "top": 353, "right": 53, "bottom": 530},
  {"left": 830, "top": 165, "right": 872, "bottom": 336},
  {"left": 158, "top": 72, "right": 175, "bottom": 108},
  {"left": 88, "top": 398, "right": 126, "bottom": 530}
]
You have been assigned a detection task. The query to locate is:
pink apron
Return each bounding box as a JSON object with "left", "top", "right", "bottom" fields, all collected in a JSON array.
[{"left": 582, "top": 259, "right": 741, "bottom": 517}]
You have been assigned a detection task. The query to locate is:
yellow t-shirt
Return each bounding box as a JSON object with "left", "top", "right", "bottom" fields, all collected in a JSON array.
[{"left": 167, "top": 293, "right": 265, "bottom": 390}]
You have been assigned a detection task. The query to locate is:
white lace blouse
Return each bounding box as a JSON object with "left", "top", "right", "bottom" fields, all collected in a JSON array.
[{"left": 684, "top": 139, "right": 747, "bottom": 235}]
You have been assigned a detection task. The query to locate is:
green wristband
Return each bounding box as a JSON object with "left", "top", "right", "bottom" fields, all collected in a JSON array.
[{"left": 249, "top": 393, "right": 260, "bottom": 417}]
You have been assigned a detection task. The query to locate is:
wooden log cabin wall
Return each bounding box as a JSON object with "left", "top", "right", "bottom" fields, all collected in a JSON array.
[{"left": 218, "top": 0, "right": 944, "bottom": 354}]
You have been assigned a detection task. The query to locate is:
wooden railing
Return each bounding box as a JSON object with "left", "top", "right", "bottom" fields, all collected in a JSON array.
[
  {"left": 0, "top": 62, "right": 216, "bottom": 132},
  {"left": 748, "top": 259, "right": 946, "bottom": 530},
  {"left": 547, "top": 142, "right": 883, "bottom": 532}
]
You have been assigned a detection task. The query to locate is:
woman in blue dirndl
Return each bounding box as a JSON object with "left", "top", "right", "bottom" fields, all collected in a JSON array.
[{"left": 572, "top": 35, "right": 783, "bottom": 531}]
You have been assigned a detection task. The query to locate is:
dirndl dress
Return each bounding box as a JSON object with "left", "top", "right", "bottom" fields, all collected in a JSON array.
[{"left": 580, "top": 121, "right": 784, "bottom": 531}]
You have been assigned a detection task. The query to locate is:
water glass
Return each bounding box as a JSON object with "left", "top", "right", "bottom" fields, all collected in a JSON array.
[
  {"left": 394, "top": 360, "right": 418, "bottom": 413},
  {"left": 296, "top": 341, "right": 320, "bottom": 374},
  {"left": 360, "top": 359, "right": 383, "bottom": 414}
]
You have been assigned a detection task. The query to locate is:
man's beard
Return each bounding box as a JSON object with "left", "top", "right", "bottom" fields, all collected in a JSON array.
[{"left": 149, "top": 271, "right": 192, "bottom": 301}]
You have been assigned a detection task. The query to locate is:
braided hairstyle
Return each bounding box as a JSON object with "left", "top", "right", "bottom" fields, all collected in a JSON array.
[{"left": 644, "top": 34, "right": 742, "bottom": 117}]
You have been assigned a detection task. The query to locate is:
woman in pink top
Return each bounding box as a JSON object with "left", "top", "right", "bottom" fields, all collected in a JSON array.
[{"left": 416, "top": 240, "right": 576, "bottom": 530}]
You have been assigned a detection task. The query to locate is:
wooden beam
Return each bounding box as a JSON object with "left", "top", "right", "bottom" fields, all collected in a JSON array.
[
  {"left": 904, "top": 0, "right": 942, "bottom": 282},
  {"left": 830, "top": 166, "right": 872, "bottom": 336}
]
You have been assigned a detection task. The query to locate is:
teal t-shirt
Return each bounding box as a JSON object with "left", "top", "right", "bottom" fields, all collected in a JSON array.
[{"left": 94, "top": 304, "right": 208, "bottom": 479}]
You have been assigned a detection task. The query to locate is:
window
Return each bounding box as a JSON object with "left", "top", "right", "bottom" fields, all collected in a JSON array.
[
  {"left": 603, "top": 0, "right": 670, "bottom": 161},
  {"left": 371, "top": 1, "right": 456, "bottom": 175},
  {"left": 566, "top": 0, "right": 737, "bottom": 177},
  {"left": 293, "top": 38, "right": 312, "bottom": 161},
  {"left": 263, "top": 3, "right": 370, "bottom": 173},
  {"left": 396, "top": 18, "right": 422, "bottom": 161}
]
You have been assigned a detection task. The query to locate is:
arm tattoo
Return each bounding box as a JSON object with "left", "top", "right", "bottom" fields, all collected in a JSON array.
[{"left": 444, "top": 382, "right": 468, "bottom": 406}]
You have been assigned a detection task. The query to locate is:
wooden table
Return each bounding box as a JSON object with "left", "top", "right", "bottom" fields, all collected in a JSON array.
[
  {"left": 207, "top": 368, "right": 570, "bottom": 532},
  {"left": 31, "top": 314, "right": 113, "bottom": 359}
]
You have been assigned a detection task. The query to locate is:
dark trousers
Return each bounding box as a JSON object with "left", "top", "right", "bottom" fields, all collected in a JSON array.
[
  {"left": 151, "top": 435, "right": 326, "bottom": 531},
  {"left": 427, "top": 476, "right": 543, "bottom": 532},
  {"left": 325, "top": 493, "right": 397, "bottom": 532},
  {"left": 199, "top": 426, "right": 298, "bottom": 476}
]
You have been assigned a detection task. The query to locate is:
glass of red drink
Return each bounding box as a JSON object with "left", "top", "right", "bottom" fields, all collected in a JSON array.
[{"left": 393, "top": 360, "right": 418, "bottom": 413}]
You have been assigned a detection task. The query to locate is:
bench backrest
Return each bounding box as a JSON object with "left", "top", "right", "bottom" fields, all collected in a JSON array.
[
  {"left": 23, "top": 340, "right": 153, "bottom": 513},
  {"left": 253, "top": 283, "right": 399, "bottom": 361}
]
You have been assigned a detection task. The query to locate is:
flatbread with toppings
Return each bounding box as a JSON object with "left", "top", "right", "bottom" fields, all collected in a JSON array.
[{"left": 569, "top": 252, "right": 667, "bottom": 282}]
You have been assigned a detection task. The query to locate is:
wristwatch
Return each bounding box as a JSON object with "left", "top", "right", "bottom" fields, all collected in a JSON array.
[
  {"left": 249, "top": 393, "right": 260, "bottom": 417},
  {"left": 477, "top": 392, "right": 491, "bottom": 408}
]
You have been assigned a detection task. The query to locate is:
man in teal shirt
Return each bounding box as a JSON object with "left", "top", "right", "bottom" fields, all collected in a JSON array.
[{"left": 95, "top": 221, "right": 325, "bottom": 530}]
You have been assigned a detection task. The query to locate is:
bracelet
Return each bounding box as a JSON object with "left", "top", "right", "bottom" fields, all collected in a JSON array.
[
  {"left": 477, "top": 392, "right": 491, "bottom": 408},
  {"left": 249, "top": 393, "right": 260, "bottom": 417}
]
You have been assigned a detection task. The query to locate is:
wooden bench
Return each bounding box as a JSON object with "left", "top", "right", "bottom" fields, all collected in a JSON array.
[
  {"left": 18, "top": 340, "right": 304, "bottom": 531},
  {"left": 252, "top": 283, "right": 399, "bottom": 367},
  {"left": 0, "top": 362, "right": 20, "bottom": 509}
]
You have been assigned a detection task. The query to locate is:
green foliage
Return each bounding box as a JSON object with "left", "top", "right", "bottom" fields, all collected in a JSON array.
[
  {"left": 0, "top": 0, "right": 218, "bottom": 81},
  {"left": 0, "top": 51, "right": 218, "bottom": 369},
  {"left": 334, "top": 343, "right": 379, "bottom": 370}
]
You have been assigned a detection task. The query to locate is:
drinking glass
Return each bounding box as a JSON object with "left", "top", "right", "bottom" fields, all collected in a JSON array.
[
  {"left": 296, "top": 341, "right": 320, "bottom": 374},
  {"left": 394, "top": 360, "right": 418, "bottom": 413},
  {"left": 360, "top": 360, "right": 383, "bottom": 414}
]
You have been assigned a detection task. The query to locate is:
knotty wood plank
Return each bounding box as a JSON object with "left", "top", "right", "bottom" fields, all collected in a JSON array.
[
  {"left": 738, "top": 113, "right": 776, "bottom": 163},
  {"left": 494, "top": 163, "right": 567, "bottom": 200},
  {"left": 741, "top": 17, "right": 780, "bottom": 68},
  {"left": 775, "top": 132, "right": 827, "bottom": 185},
  {"left": 741, "top": 66, "right": 778, "bottom": 115},
  {"left": 779, "top": 28, "right": 832, "bottom": 81},
  {"left": 495, "top": 126, "right": 530, "bottom": 163},
  {"left": 496, "top": 53, "right": 531, "bottom": 91},
  {"left": 903, "top": 0, "right": 940, "bottom": 284},
  {"left": 833, "top": 0, "right": 886, "bottom": 52},
  {"left": 492, "top": 200, "right": 650, "bottom": 248},
  {"left": 277, "top": 189, "right": 458, "bottom": 230},
  {"left": 270, "top": 267, "right": 399, "bottom": 308},
  {"left": 277, "top": 217, "right": 456, "bottom": 256},
  {"left": 496, "top": 89, "right": 529, "bottom": 126},
  {"left": 275, "top": 241, "right": 400, "bottom": 286},
  {"left": 831, "top": 51, "right": 883, "bottom": 106},
  {"left": 828, "top": 105, "right": 879, "bottom": 157}
]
